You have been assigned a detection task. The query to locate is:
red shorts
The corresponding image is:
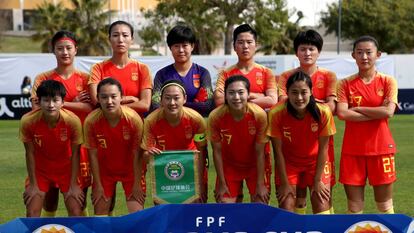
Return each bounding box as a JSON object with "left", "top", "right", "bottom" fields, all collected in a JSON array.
[
  {"left": 77, "top": 146, "right": 92, "bottom": 189},
  {"left": 339, "top": 154, "right": 396, "bottom": 186},
  {"left": 297, "top": 136, "right": 335, "bottom": 188},
  {"left": 25, "top": 170, "right": 71, "bottom": 193},
  {"left": 96, "top": 171, "right": 147, "bottom": 198},
  {"left": 275, "top": 161, "right": 331, "bottom": 188},
  {"left": 216, "top": 165, "right": 269, "bottom": 198}
]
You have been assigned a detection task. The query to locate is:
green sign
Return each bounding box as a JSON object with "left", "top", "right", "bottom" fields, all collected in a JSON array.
[{"left": 150, "top": 150, "right": 200, "bottom": 204}]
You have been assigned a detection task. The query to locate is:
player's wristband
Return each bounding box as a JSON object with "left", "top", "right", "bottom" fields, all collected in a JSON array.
[{"left": 194, "top": 133, "right": 206, "bottom": 142}]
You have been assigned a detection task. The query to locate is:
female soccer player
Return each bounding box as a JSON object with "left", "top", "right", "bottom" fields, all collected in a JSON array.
[
  {"left": 213, "top": 24, "right": 277, "bottom": 201},
  {"left": 337, "top": 36, "right": 398, "bottom": 214},
  {"left": 30, "top": 30, "right": 92, "bottom": 217},
  {"left": 151, "top": 25, "right": 214, "bottom": 117},
  {"left": 268, "top": 71, "right": 335, "bottom": 214},
  {"left": 84, "top": 78, "right": 145, "bottom": 215},
  {"left": 20, "top": 80, "right": 84, "bottom": 217},
  {"left": 141, "top": 80, "right": 207, "bottom": 203},
  {"left": 209, "top": 75, "right": 269, "bottom": 203},
  {"left": 89, "top": 20, "right": 152, "bottom": 114},
  {"left": 277, "top": 29, "right": 337, "bottom": 214},
  {"left": 151, "top": 25, "right": 213, "bottom": 201}
]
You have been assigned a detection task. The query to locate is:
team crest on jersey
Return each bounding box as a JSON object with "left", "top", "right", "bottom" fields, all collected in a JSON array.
[
  {"left": 256, "top": 72, "right": 263, "bottom": 85},
  {"left": 34, "top": 134, "right": 42, "bottom": 147},
  {"left": 193, "top": 74, "right": 200, "bottom": 88},
  {"left": 60, "top": 128, "right": 68, "bottom": 141},
  {"left": 122, "top": 126, "right": 130, "bottom": 140},
  {"left": 131, "top": 72, "right": 138, "bottom": 81},
  {"left": 377, "top": 88, "right": 384, "bottom": 97},
  {"left": 76, "top": 78, "right": 84, "bottom": 92},
  {"left": 316, "top": 79, "right": 324, "bottom": 88},
  {"left": 184, "top": 125, "right": 193, "bottom": 139},
  {"left": 248, "top": 120, "right": 256, "bottom": 135},
  {"left": 311, "top": 122, "right": 318, "bottom": 132}
]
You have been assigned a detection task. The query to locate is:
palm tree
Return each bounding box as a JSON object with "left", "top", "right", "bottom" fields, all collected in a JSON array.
[
  {"left": 31, "top": 1, "right": 69, "bottom": 53},
  {"left": 68, "top": 0, "right": 111, "bottom": 56},
  {"left": 32, "top": 0, "right": 110, "bottom": 55}
]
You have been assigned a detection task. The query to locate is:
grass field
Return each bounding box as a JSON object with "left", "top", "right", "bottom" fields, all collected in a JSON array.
[
  {"left": 0, "top": 35, "right": 42, "bottom": 53},
  {"left": 0, "top": 115, "right": 413, "bottom": 223}
]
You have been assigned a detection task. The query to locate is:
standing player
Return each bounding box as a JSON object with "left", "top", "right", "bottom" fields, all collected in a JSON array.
[
  {"left": 209, "top": 75, "right": 269, "bottom": 203},
  {"left": 151, "top": 25, "right": 213, "bottom": 201},
  {"left": 84, "top": 78, "right": 145, "bottom": 215},
  {"left": 141, "top": 80, "right": 207, "bottom": 203},
  {"left": 277, "top": 29, "right": 337, "bottom": 214},
  {"left": 337, "top": 36, "right": 397, "bottom": 214},
  {"left": 30, "top": 30, "right": 92, "bottom": 217},
  {"left": 88, "top": 20, "right": 152, "bottom": 213},
  {"left": 152, "top": 25, "right": 214, "bottom": 116},
  {"left": 20, "top": 80, "right": 84, "bottom": 217},
  {"left": 89, "top": 20, "right": 152, "bottom": 114},
  {"left": 214, "top": 23, "right": 277, "bottom": 201},
  {"left": 268, "top": 71, "right": 335, "bottom": 214}
]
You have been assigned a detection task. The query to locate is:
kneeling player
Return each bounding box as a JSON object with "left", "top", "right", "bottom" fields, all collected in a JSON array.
[
  {"left": 20, "top": 80, "right": 84, "bottom": 217},
  {"left": 209, "top": 75, "right": 270, "bottom": 203},
  {"left": 84, "top": 78, "right": 145, "bottom": 215},
  {"left": 268, "top": 71, "right": 336, "bottom": 214}
]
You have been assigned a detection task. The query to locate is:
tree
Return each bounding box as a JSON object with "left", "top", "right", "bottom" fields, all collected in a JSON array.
[
  {"left": 139, "top": 0, "right": 301, "bottom": 55},
  {"left": 32, "top": 0, "right": 110, "bottom": 55},
  {"left": 32, "top": 1, "right": 69, "bottom": 52},
  {"left": 320, "top": 0, "right": 414, "bottom": 53}
]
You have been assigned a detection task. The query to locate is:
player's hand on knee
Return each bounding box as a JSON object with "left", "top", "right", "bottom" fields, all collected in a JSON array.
[
  {"left": 128, "top": 183, "right": 146, "bottom": 205},
  {"left": 276, "top": 184, "right": 295, "bottom": 204},
  {"left": 65, "top": 184, "right": 85, "bottom": 206},
  {"left": 311, "top": 181, "right": 330, "bottom": 203},
  {"left": 255, "top": 184, "right": 270, "bottom": 203},
  {"left": 23, "top": 185, "right": 44, "bottom": 205},
  {"left": 215, "top": 183, "right": 230, "bottom": 203},
  {"left": 92, "top": 185, "right": 108, "bottom": 205}
]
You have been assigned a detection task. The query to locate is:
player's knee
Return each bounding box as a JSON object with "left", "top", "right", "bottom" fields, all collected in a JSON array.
[
  {"left": 376, "top": 199, "right": 394, "bottom": 214},
  {"left": 295, "top": 197, "right": 307, "bottom": 208},
  {"left": 26, "top": 208, "right": 42, "bottom": 217},
  {"left": 347, "top": 200, "right": 364, "bottom": 214}
]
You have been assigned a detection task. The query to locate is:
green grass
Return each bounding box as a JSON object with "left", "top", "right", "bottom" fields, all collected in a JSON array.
[
  {"left": 0, "top": 116, "right": 413, "bottom": 223},
  {"left": 0, "top": 35, "right": 42, "bottom": 53}
]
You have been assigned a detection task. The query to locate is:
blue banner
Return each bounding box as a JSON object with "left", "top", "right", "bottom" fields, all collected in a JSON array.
[
  {"left": 1, "top": 204, "right": 412, "bottom": 233},
  {"left": 397, "top": 89, "right": 414, "bottom": 114}
]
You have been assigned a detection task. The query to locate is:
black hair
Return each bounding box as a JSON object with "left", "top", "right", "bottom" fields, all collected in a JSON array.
[
  {"left": 167, "top": 25, "right": 196, "bottom": 47},
  {"left": 160, "top": 79, "right": 186, "bottom": 97},
  {"left": 51, "top": 30, "right": 77, "bottom": 51},
  {"left": 286, "top": 71, "right": 320, "bottom": 122},
  {"left": 293, "top": 29, "right": 323, "bottom": 53},
  {"left": 224, "top": 75, "right": 250, "bottom": 104},
  {"left": 108, "top": 20, "right": 134, "bottom": 38},
  {"left": 97, "top": 78, "right": 123, "bottom": 96},
  {"left": 21, "top": 76, "right": 31, "bottom": 89},
  {"left": 233, "top": 23, "right": 257, "bottom": 46},
  {"left": 36, "top": 80, "right": 66, "bottom": 100},
  {"left": 352, "top": 35, "right": 379, "bottom": 51}
]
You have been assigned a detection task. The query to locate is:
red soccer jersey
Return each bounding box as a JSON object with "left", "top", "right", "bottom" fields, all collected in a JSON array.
[
  {"left": 83, "top": 106, "right": 143, "bottom": 175},
  {"left": 267, "top": 101, "right": 336, "bottom": 167},
  {"left": 89, "top": 59, "right": 152, "bottom": 98},
  {"left": 31, "top": 69, "right": 90, "bottom": 121},
  {"left": 19, "top": 108, "right": 83, "bottom": 177},
  {"left": 141, "top": 107, "right": 207, "bottom": 151},
  {"left": 278, "top": 67, "right": 337, "bottom": 101},
  {"left": 215, "top": 63, "right": 276, "bottom": 97},
  {"left": 337, "top": 72, "right": 398, "bottom": 156},
  {"left": 208, "top": 103, "right": 268, "bottom": 169}
]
